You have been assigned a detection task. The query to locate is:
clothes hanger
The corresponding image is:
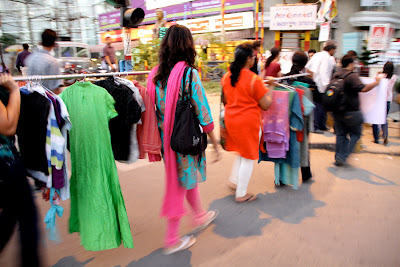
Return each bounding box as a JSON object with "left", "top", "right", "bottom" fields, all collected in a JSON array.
[{"left": 275, "top": 82, "right": 296, "bottom": 92}]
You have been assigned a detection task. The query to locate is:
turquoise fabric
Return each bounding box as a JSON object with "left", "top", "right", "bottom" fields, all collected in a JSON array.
[
  {"left": 44, "top": 188, "right": 64, "bottom": 241},
  {"left": 303, "top": 96, "right": 315, "bottom": 117},
  {"left": 274, "top": 164, "right": 300, "bottom": 189},
  {"left": 0, "top": 87, "right": 17, "bottom": 162},
  {"left": 155, "top": 68, "right": 213, "bottom": 190}
]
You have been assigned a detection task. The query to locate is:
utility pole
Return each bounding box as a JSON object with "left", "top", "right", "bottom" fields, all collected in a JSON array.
[
  {"left": 24, "top": 0, "right": 34, "bottom": 45},
  {"left": 65, "top": 0, "right": 73, "bottom": 37}
]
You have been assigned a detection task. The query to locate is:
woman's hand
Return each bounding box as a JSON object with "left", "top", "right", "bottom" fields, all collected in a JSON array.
[
  {"left": 0, "top": 74, "right": 19, "bottom": 93},
  {"left": 0, "top": 74, "right": 21, "bottom": 136},
  {"left": 265, "top": 76, "right": 275, "bottom": 87},
  {"left": 207, "top": 130, "right": 222, "bottom": 163},
  {"left": 211, "top": 144, "right": 221, "bottom": 163}
]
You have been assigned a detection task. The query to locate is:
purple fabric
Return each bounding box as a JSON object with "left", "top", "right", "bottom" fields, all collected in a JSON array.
[
  {"left": 52, "top": 167, "right": 64, "bottom": 189},
  {"left": 262, "top": 91, "right": 290, "bottom": 158}
]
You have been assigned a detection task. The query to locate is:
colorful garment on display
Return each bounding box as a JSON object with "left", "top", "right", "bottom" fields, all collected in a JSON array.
[
  {"left": 16, "top": 89, "right": 50, "bottom": 174},
  {"left": 114, "top": 77, "right": 146, "bottom": 164},
  {"left": 262, "top": 90, "right": 290, "bottom": 158},
  {"left": 95, "top": 77, "right": 142, "bottom": 161},
  {"left": 259, "top": 90, "right": 304, "bottom": 189},
  {"left": 44, "top": 188, "right": 64, "bottom": 241},
  {"left": 61, "top": 81, "right": 133, "bottom": 251},
  {"left": 135, "top": 80, "right": 162, "bottom": 161}
]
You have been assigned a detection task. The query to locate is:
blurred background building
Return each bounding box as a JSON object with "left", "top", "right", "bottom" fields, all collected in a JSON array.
[{"left": 0, "top": 0, "right": 114, "bottom": 46}]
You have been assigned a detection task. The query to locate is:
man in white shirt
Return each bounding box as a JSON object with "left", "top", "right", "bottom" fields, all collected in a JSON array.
[{"left": 306, "top": 40, "right": 337, "bottom": 132}]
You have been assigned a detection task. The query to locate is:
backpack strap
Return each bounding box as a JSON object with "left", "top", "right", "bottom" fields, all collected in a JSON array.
[{"left": 182, "top": 66, "right": 191, "bottom": 101}]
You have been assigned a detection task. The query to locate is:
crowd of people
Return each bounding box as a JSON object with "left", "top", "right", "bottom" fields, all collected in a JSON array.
[{"left": 1, "top": 24, "right": 397, "bottom": 264}]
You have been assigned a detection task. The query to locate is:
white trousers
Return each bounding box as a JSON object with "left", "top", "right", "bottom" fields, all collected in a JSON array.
[
  {"left": 229, "top": 129, "right": 261, "bottom": 198},
  {"left": 229, "top": 156, "right": 254, "bottom": 198}
]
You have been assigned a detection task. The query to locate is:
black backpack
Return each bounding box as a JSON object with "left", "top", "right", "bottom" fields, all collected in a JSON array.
[
  {"left": 322, "top": 71, "right": 352, "bottom": 113},
  {"left": 171, "top": 67, "right": 207, "bottom": 155}
]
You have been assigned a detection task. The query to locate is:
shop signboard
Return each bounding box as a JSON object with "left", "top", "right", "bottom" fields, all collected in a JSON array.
[
  {"left": 361, "top": 0, "right": 392, "bottom": 6},
  {"left": 368, "top": 24, "right": 392, "bottom": 51},
  {"left": 99, "top": 11, "right": 121, "bottom": 31},
  {"left": 146, "top": 0, "right": 192, "bottom": 10},
  {"left": 177, "top": 11, "right": 253, "bottom": 34},
  {"left": 99, "top": 0, "right": 253, "bottom": 30},
  {"left": 270, "top": 5, "right": 317, "bottom": 31},
  {"left": 318, "top": 22, "right": 330, "bottom": 42},
  {"left": 100, "top": 24, "right": 160, "bottom": 43}
]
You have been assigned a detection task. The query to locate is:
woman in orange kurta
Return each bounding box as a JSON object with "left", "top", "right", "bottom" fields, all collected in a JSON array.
[{"left": 221, "top": 43, "right": 273, "bottom": 202}]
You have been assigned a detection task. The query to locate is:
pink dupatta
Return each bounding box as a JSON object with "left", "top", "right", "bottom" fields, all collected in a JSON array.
[{"left": 146, "top": 61, "right": 188, "bottom": 219}]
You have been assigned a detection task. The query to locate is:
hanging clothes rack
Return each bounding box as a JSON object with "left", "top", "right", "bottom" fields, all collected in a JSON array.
[
  {"left": 12, "top": 71, "right": 151, "bottom": 82},
  {"left": 262, "top": 73, "right": 310, "bottom": 83}
]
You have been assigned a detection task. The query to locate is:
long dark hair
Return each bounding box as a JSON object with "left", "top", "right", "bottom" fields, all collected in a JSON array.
[
  {"left": 265, "top": 47, "right": 280, "bottom": 69},
  {"left": 153, "top": 25, "right": 196, "bottom": 88},
  {"left": 383, "top": 61, "right": 394, "bottom": 79},
  {"left": 290, "top": 51, "right": 308, "bottom": 73},
  {"left": 230, "top": 43, "right": 254, "bottom": 87}
]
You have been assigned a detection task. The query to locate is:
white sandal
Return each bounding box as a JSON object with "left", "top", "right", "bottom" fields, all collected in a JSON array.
[
  {"left": 163, "top": 235, "right": 197, "bottom": 255},
  {"left": 193, "top": 210, "right": 219, "bottom": 233}
]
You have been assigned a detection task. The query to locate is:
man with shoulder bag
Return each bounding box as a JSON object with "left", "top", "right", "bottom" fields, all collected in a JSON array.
[{"left": 332, "top": 55, "right": 381, "bottom": 166}]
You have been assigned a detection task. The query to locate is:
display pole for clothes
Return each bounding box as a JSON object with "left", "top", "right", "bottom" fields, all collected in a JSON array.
[
  {"left": 12, "top": 71, "right": 151, "bottom": 81},
  {"left": 262, "top": 73, "right": 311, "bottom": 83}
]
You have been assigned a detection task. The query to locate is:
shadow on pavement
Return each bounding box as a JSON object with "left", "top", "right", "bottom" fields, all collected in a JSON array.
[
  {"left": 126, "top": 249, "right": 192, "bottom": 267},
  {"left": 52, "top": 256, "right": 94, "bottom": 267},
  {"left": 327, "top": 166, "right": 397, "bottom": 185},
  {"left": 209, "top": 180, "right": 325, "bottom": 239}
]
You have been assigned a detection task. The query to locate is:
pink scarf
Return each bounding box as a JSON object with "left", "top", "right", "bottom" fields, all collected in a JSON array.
[{"left": 147, "top": 61, "right": 188, "bottom": 219}]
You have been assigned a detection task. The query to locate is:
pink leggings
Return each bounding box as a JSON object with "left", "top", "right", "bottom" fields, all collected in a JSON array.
[{"left": 165, "top": 186, "right": 206, "bottom": 247}]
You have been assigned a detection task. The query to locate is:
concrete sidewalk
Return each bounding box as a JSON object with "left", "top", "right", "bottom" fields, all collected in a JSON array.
[{"left": 309, "top": 121, "right": 400, "bottom": 156}]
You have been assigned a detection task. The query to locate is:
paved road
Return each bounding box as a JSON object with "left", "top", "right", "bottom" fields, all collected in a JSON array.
[
  {"left": 1, "top": 148, "right": 399, "bottom": 267},
  {"left": 1, "top": 95, "right": 400, "bottom": 267}
]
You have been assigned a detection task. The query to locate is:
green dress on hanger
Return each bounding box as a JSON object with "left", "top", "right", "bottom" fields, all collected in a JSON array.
[{"left": 60, "top": 81, "right": 133, "bottom": 251}]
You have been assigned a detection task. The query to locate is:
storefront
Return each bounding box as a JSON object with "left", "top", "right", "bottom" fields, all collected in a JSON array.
[
  {"left": 269, "top": 4, "right": 318, "bottom": 52},
  {"left": 96, "top": 0, "right": 255, "bottom": 62}
]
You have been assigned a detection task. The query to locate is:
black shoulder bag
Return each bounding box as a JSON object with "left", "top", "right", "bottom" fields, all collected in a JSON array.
[{"left": 171, "top": 67, "right": 207, "bottom": 155}]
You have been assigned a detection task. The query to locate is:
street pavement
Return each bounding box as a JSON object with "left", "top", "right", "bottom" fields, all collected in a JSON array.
[{"left": 1, "top": 96, "right": 399, "bottom": 267}]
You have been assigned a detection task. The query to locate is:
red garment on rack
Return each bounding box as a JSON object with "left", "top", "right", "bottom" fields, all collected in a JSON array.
[
  {"left": 295, "top": 88, "right": 305, "bottom": 142},
  {"left": 133, "top": 80, "right": 162, "bottom": 162}
]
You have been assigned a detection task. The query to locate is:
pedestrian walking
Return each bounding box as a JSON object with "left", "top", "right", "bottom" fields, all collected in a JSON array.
[
  {"left": 16, "top": 43, "right": 31, "bottom": 76},
  {"left": 103, "top": 36, "right": 118, "bottom": 72},
  {"left": 308, "top": 49, "right": 316, "bottom": 59},
  {"left": 250, "top": 41, "right": 261, "bottom": 75},
  {"left": 0, "top": 74, "right": 41, "bottom": 267},
  {"left": 25, "top": 29, "right": 62, "bottom": 94},
  {"left": 372, "top": 61, "right": 397, "bottom": 145},
  {"left": 146, "top": 25, "right": 221, "bottom": 255},
  {"left": 333, "top": 55, "right": 381, "bottom": 166},
  {"left": 261, "top": 47, "right": 281, "bottom": 78},
  {"left": 222, "top": 43, "right": 273, "bottom": 202},
  {"left": 306, "top": 40, "right": 337, "bottom": 132}
]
